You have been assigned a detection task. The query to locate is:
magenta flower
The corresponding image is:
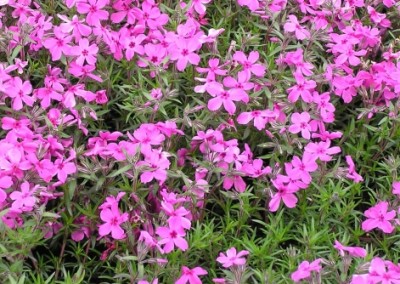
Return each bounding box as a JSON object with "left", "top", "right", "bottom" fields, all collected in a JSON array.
[
  {"left": 175, "top": 266, "right": 208, "bottom": 284},
  {"left": 98, "top": 204, "right": 129, "bottom": 240},
  {"left": 0, "top": 148, "right": 32, "bottom": 179},
  {"left": 43, "top": 27, "right": 74, "bottom": 61},
  {"left": 291, "top": 259, "right": 322, "bottom": 282},
  {"left": 73, "top": 38, "right": 99, "bottom": 66},
  {"left": 233, "top": 51, "right": 266, "bottom": 77},
  {"left": 58, "top": 15, "right": 92, "bottom": 41},
  {"left": 304, "top": 140, "right": 341, "bottom": 162},
  {"left": 0, "top": 175, "right": 13, "bottom": 204},
  {"left": 393, "top": 181, "right": 400, "bottom": 196},
  {"left": 216, "top": 247, "right": 249, "bottom": 268},
  {"left": 345, "top": 155, "right": 363, "bottom": 183},
  {"left": 122, "top": 34, "right": 146, "bottom": 61},
  {"left": 9, "top": 181, "right": 37, "bottom": 211},
  {"left": 169, "top": 38, "right": 201, "bottom": 71},
  {"left": 5, "top": 77, "right": 35, "bottom": 110},
  {"left": 196, "top": 58, "right": 227, "bottom": 80},
  {"left": 190, "top": 0, "right": 212, "bottom": 15},
  {"left": 269, "top": 178, "right": 298, "bottom": 212},
  {"left": 290, "top": 155, "right": 318, "bottom": 184},
  {"left": 287, "top": 71, "right": 316, "bottom": 103},
  {"left": 362, "top": 201, "right": 396, "bottom": 234},
  {"left": 333, "top": 240, "right": 367, "bottom": 258},
  {"left": 156, "top": 222, "right": 188, "bottom": 253},
  {"left": 76, "top": 0, "right": 109, "bottom": 27},
  {"left": 207, "top": 83, "right": 245, "bottom": 115},
  {"left": 368, "top": 257, "right": 400, "bottom": 283},
  {"left": 288, "top": 112, "right": 313, "bottom": 140},
  {"left": 284, "top": 15, "right": 310, "bottom": 40}
]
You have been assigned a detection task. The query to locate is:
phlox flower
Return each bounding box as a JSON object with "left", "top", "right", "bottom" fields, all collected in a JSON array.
[
  {"left": 0, "top": 175, "right": 12, "bottom": 204},
  {"left": 216, "top": 247, "right": 249, "bottom": 268},
  {"left": 233, "top": 51, "right": 266, "bottom": 77},
  {"left": 98, "top": 204, "right": 129, "bottom": 240},
  {"left": 122, "top": 34, "right": 146, "bottom": 61},
  {"left": 287, "top": 71, "right": 316, "bottom": 103},
  {"left": 304, "top": 140, "right": 341, "bottom": 162},
  {"left": 169, "top": 38, "right": 201, "bottom": 71},
  {"left": 362, "top": 201, "right": 396, "bottom": 234},
  {"left": 345, "top": 155, "right": 363, "bottom": 183},
  {"left": 196, "top": 58, "right": 227, "bottom": 80},
  {"left": 333, "top": 240, "right": 367, "bottom": 258},
  {"left": 175, "top": 266, "right": 208, "bottom": 284},
  {"left": 288, "top": 112, "right": 314, "bottom": 140},
  {"left": 207, "top": 82, "right": 245, "bottom": 115},
  {"left": 58, "top": 15, "right": 92, "bottom": 41},
  {"left": 43, "top": 27, "right": 74, "bottom": 61},
  {"left": 284, "top": 15, "right": 310, "bottom": 40},
  {"left": 5, "top": 77, "right": 35, "bottom": 111},
  {"left": 10, "top": 181, "right": 37, "bottom": 211},
  {"left": 190, "top": 0, "right": 212, "bottom": 15},
  {"left": 73, "top": 38, "right": 99, "bottom": 66},
  {"left": 291, "top": 259, "right": 322, "bottom": 282},
  {"left": 269, "top": 177, "right": 298, "bottom": 212},
  {"left": 76, "top": 0, "right": 109, "bottom": 27},
  {"left": 0, "top": 148, "right": 32, "bottom": 179},
  {"left": 393, "top": 181, "right": 400, "bottom": 196},
  {"left": 237, "top": 0, "right": 260, "bottom": 11},
  {"left": 156, "top": 222, "right": 188, "bottom": 253},
  {"left": 368, "top": 257, "right": 400, "bottom": 283}
]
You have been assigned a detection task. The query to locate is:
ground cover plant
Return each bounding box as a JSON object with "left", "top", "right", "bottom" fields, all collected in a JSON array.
[{"left": 0, "top": 0, "right": 400, "bottom": 283}]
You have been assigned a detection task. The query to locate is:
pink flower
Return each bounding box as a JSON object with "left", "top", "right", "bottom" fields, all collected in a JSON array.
[
  {"left": 269, "top": 177, "right": 298, "bottom": 212},
  {"left": 169, "top": 38, "right": 201, "bottom": 71},
  {"left": 196, "top": 58, "right": 227, "bottom": 80},
  {"left": 216, "top": 247, "right": 249, "bottom": 268},
  {"left": 333, "top": 240, "right": 367, "bottom": 258},
  {"left": 175, "top": 266, "right": 208, "bottom": 284},
  {"left": 207, "top": 83, "right": 245, "bottom": 115},
  {"left": 0, "top": 175, "right": 12, "bottom": 204},
  {"left": 58, "top": 15, "right": 92, "bottom": 41},
  {"left": 5, "top": 77, "right": 35, "bottom": 110},
  {"left": 156, "top": 222, "right": 188, "bottom": 253},
  {"left": 291, "top": 259, "right": 322, "bottom": 282},
  {"left": 368, "top": 257, "right": 400, "bottom": 283},
  {"left": 393, "top": 181, "right": 400, "bottom": 196},
  {"left": 76, "top": 0, "right": 109, "bottom": 27},
  {"left": 43, "top": 27, "right": 74, "bottom": 61},
  {"left": 9, "top": 182, "right": 37, "bottom": 211},
  {"left": 237, "top": 0, "right": 260, "bottom": 11},
  {"left": 345, "top": 155, "right": 363, "bottom": 183},
  {"left": 284, "top": 15, "right": 310, "bottom": 40},
  {"left": 190, "top": 0, "right": 212, "bottom": 15},
  {"left": 98, "top": 204, "right": 129, "bottom": 240},
  {"left": 233, "top": 51, "right": 266, "bottom": 77},
  {"left": 287, "top": 71, "right": 316, "bottom": 103},
  {"left": 73, "top": 38, "right": 99, "bottom": 66},
  {"left": 122, "top": 34, "right": 146, "bottom": 61},
  {"left": 290, "top": 155, "right": 318, "bottom": 184},
  {"left": 361, "top": 201, "right": 396, "bottom": 234},
  {"left": 304, "top": 140, "right": 341, "bottom": 162},
  {"left": 288, "top": 112, "right": 313, "bottom": 140}
]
